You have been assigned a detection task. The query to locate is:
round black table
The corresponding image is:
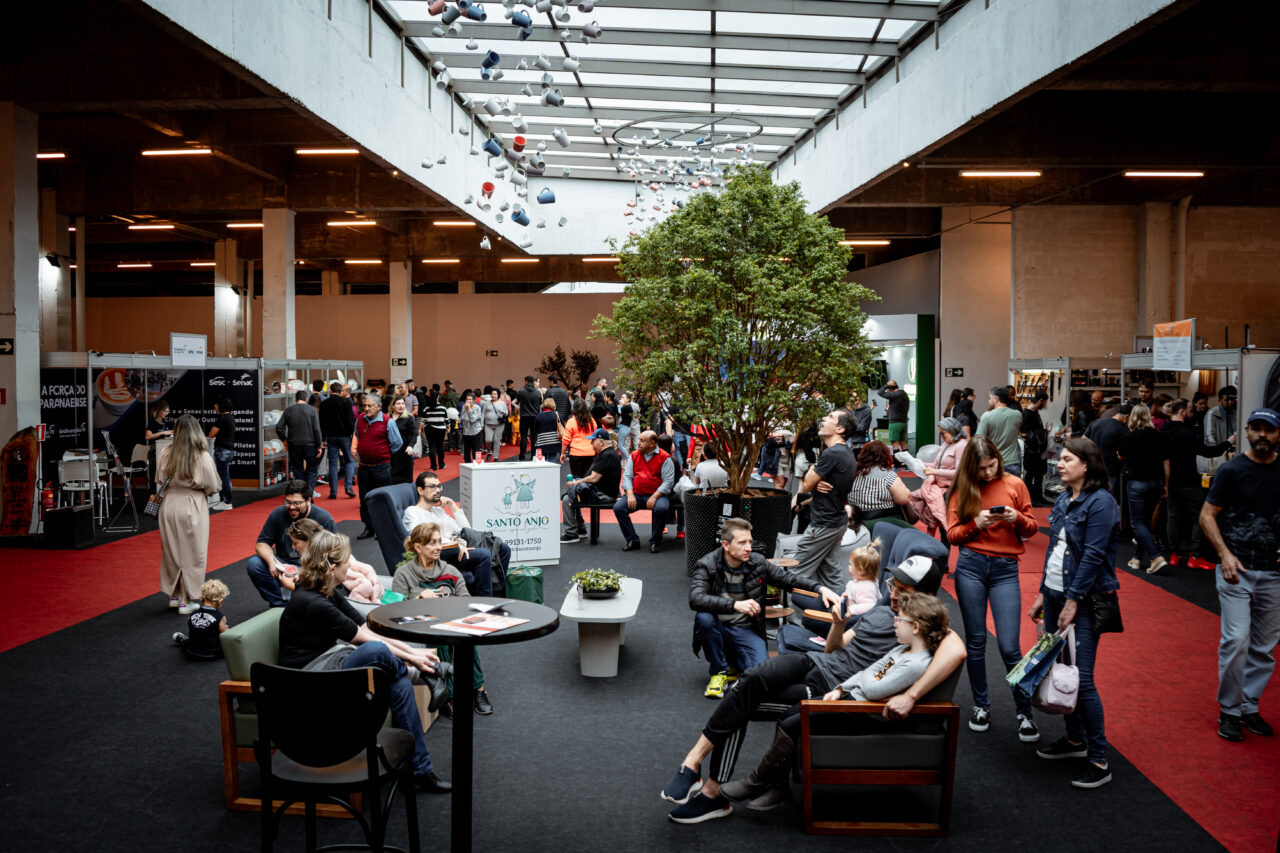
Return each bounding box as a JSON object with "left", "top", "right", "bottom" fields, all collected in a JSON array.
[{"left": 368, "top": 597, "right": 558, "bottom": 853}]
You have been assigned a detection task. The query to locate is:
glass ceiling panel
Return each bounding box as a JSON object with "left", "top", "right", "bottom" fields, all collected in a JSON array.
[{"left": 715, "top": 12, "right": 883, "bottom": 39}]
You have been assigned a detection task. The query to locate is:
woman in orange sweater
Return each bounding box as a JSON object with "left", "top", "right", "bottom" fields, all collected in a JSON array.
[
  {"left": 561, "top": 398, "right": 599, "bottom": 479},
  {"left": 946, "top": 435, "right": 1041, "bottom": 742}
]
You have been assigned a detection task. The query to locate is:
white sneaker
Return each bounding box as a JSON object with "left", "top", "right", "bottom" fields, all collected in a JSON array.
[
  {"left": 1127, "top": 558, "right": 1141, "bottom": 571},
  {"left": 169, "top": 596, "right": 180, "bottom": 609},
  {"left": 211, "top": 501, "right": 233, "bottom": 511},
  {"left": 177, "top": 602, "right": 200, "bottom": 615}
]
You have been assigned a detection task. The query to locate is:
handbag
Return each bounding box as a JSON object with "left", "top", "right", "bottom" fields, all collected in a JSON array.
[
  {"left": 1033, "top": 625, "right": 1079, "bottom": 715},
  {"left": 144, "top": 476, "right": 171, "bottom": 518},
  {"left": 1089, "top": 589, "right": 1124, "bottom": 634}
]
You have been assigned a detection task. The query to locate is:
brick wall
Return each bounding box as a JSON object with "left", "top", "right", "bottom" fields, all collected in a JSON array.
[{"left": 1185, "top": 207, "right": 1280, "bottom": 348}]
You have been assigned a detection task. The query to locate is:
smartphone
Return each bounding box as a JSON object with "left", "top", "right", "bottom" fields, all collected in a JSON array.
[{"left": 989, "top": 505, "right": 1007, "bottom": 514}]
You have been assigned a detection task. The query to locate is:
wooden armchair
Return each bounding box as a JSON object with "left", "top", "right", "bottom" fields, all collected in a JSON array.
[{"left": 798, "top": 665, "right": 962, "bottom": 836}]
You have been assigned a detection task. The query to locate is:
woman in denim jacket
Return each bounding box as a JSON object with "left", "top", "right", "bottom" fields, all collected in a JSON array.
[{"left": 1029, "top": 437, "right": 1120, "bottom": 790}]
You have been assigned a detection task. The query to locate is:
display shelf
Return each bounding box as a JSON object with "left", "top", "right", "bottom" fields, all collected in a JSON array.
[{"left": 257, "top": 359, "right": 363, "bottom": 490}]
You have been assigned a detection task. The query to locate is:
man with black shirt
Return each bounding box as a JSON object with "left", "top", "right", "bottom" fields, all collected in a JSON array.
[
  {"left": 546, "top": 375, "right": 571, "bottom": 423},
  {"left": 515, "top": 375, "right": 543, "bottom": 460},
  {"left": 1086, "top": 404, "right": 1130, "bottom": 508},
  {"left": 878, "top": 381, "right": 910, "bottom": 453},
  {"left": 277, "top": 390, "right": 323, "bottom": 490},
  {"left": 207, "top": 396, "right": 236, "bottom": 511},
  {"left": 791, "top": 409, "right": 858, "bottom": 596},
  {"left": 847, "top": 391, "right": 873, "bottom": 457},
  {"left": 560, "top": 429, "right": 623, "bottom": 543},
  {"left": 245, "top": 480, "right": 337, "bottom": 607},
  {"left": 1021, "top": 390, "right": 1050, "bottom": 506},
  {"left": 1164, "top": 398, "right": 1233, "bottom": 570},
  {"left": 1200, "top": 408, "right": 1280, "bottom": 742},
  {"left": 319, "top": 381, "right": 356, "bottom": 500}
]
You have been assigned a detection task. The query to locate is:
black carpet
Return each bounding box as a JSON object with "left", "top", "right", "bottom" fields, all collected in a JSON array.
[{"left": 0, "top": 474, "right": 1225, "bottom": 852}]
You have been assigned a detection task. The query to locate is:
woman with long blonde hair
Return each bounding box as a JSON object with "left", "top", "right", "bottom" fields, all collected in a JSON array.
[{"left": 157, "top": 414, "right": 221, "bottom": 614}]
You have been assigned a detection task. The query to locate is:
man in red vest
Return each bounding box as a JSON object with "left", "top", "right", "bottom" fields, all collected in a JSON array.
[
  {"left": 615, "top": 429, "right": 676, "bottom": 553},
  {"left": 355, "top": 393, "right": 403, "bottom": 539}
]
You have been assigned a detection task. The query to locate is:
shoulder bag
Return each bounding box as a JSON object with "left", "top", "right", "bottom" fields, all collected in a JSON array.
[
  {"left": 1089, "top": 589, "right": 1124, "bottom": 634},
  {"left": 144, "top": 476, "right": 172, "bottom": 518},
  {"left": 1033, "top": 625, "right": 1079, "bottom": 715}
]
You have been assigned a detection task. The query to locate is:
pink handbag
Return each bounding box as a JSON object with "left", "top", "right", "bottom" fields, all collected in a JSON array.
[{"left": 1033, "top": 625, "right": 1079, "bottom": 715}]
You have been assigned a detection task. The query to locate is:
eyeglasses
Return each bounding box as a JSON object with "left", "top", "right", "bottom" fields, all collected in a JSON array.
[
  {"left": 284, "top": 499, "right": 307, "bottom": 507},
  {"left": 893, "top": 616, "right": 915, "bottom": 624}
]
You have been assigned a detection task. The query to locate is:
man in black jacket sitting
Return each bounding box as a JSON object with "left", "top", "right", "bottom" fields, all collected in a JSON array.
[{"left": 691, "top": 518, "right": 840, "bottom": 699}]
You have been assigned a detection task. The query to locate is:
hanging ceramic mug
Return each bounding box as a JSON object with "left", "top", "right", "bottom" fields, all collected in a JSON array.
[
  {"left": 581, "top": 20, "right": 602, "bottom": 38},
  {"left": 512, "top": 209, "right": 531, "bottom": 226},
  {"left": 441, "top": 5, "right": 461, "bottom": 24},
  {"left": 463, "top": 3, "right": 487, "bottom": 21},
  {"left": 553, "top": 128, "right": 570, "bottom": 148},
  {"left": 482, "top": 137, "right": 503, "bottom": 158},
  {"left": 562, "top": 56, "right": 580, "bottom": 72},
  {"left": 512, "top": 9, "right": 532, "bottom": 27},
  {"left": 537, "top": 187, "right": 556, "bottom": 204},
  {"left": 481, "top": 50, "right": 501, "bottom": 70},
  {"left": 480, "top": 236, "right": 491, "bottom": 250},
  {"left": 435, "top": 71, "right": 451, "bottom": 90},
  {"left": 481, "top": 181, "right": 496, "bottom": 199},
  {"left": 533, "top": 54, "right": 552, "bottom": 71},
  {"left": 513, "top": 135, "right": 527, "bottom": 152},
  {"left": 428, "top": 0, "right": 446, "bottom": 13},
  {"left": 541, "top": 88, "right": 564, "bottom": 107},
  {"left": 510, "top": 170, "right": 528, "bottom": 186}
]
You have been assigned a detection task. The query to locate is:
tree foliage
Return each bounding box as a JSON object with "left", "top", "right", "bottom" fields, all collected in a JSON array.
[
  {"left": 569, "top": 348, "right": 600, "bottom": 390},
  {"left": 591, "top": 164, "right": 881, "bottom": 493},
  {"left": 536, "top": 344, "right": 569, "bottom": 382}
]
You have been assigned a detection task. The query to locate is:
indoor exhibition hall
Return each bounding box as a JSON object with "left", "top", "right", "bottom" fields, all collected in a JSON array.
[{"left": 1, "top": 1, "right": 1277, "bottom": 851}]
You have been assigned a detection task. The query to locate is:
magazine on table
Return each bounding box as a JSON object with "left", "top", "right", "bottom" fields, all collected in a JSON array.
[{"left": 435, "top": 613, "right": 529, "bottom": 636}]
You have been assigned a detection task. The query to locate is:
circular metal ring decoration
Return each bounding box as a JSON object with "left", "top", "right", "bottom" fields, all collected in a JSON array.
[{"left": 609, "top": 112, "right": 764, "bottom": 151}]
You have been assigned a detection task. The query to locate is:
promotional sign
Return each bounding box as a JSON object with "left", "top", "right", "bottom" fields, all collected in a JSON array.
[
  {"left": 170, "top": 332, "right": 208, "bottom": 367},
  {"left": 39, "top": 367, "right": 89, "bottom": 482},
  {"left": 459, "top": 460, "right": 562, "bottom": 565},
  {"left": 1153, "top": 319, "right": 1194, "bottom": 372}
]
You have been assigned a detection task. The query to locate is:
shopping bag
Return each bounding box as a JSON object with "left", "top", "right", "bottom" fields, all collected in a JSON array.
[
  {"left": 1005, "top": 629, "right": 1063, "bottom": 696},
  {"left": 1033, "top": 625, "right": 1079, "bottom": 715},
  {"left": 506, "top": 565, "right": 544, "bottom": 605}
]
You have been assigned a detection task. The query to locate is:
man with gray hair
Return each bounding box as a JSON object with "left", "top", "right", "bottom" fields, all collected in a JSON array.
[{"left": 354, "top": 393, "right": 402, "bottom": 540}]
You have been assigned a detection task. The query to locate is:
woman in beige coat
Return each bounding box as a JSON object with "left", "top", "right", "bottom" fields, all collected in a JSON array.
[{"left": 158, "top": 414, "right": 221, "bottom": 614}]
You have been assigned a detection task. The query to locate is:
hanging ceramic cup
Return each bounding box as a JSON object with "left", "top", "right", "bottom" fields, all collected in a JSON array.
[
  {"left": 510, "top": 170, "right": 528, "bottom": 186},
  {"left": 581, "top": 21, "right": 602, "bottom": 38},
  {"left": 562, "top": 56, "right": 580, "bottom": 72},
  {"left": 537, "top": 187, "right": 556, "bottom": 204},
  {"left": 441, "top": 5, "right": 461, "bottom": 24},
  {"left": 463, "top": 3, "right": 487, "bottom": 21},
  {"left": 481, "top": 50, "right": 501, "bottom": 70},
  {"left": 480, "top": 236, "right": 491, "bottom": 250},
  {"left": 513, "top": 135, "right": 526, "bottom": 152},
  {"left": 553, "top": 127, "right": 570, "bottom": 148},
  {"left": 428, "top": 0, "right": 446, "bottom": 13},
  {"left": 482, "top": 137, "right": 503, "bottom": 158},
  {"left": 541, "top": 88, "right": 564, "bottom": 107},
  {"left": 533, "top": 54, "right": 552, "bottom": 71},
  {"left": 481, "top": 181, "right": 496, "bottom": 199},
  {"left": 512, "top": 9, "right": 532, "bottom": 27},
  {"left": 512, "top": 209, "right": 531, "bottom": 226}
]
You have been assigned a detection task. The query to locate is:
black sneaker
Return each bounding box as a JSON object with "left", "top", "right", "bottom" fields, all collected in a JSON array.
[
  {"left": 968, "top": 706, "right": 990, "bottom": 732},
  {"left": 1218, "top": 713, "right": 1244, "bottom": 742},
  {"left": 1037, "top": 737, "right": 1088, "bottom": 760},
  {"left": 667, "top": 793, "right": 732, "bottom": 824},
  {"left": 1017, "top": 714, "right": 1041, "bottom": 743},
  {"left": 415, "top": 771, "right": 453, "bottom": 794},
  {"left": 1242, "top": 712, "right": 1274, "bottom": 736},
  {"left": 660, "top": 765, "right": 703, "bottom": 804},
  {"left": 621, "top": 540, "right": 641, "bottom": 552},
  {"left": 473, "top": 689, "right": 493, "bottom": 715},
  {"left": 1071, "top": 763, "right": 1111, "bottom": 789},
  {"left": 560, "top": 531, "right": 585, "bottom": 544}
]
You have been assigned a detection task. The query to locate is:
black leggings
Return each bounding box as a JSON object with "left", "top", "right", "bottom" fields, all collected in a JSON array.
[
  {"left": 425, "top": 429, "right": 446, "bottom": 469},
  {"left": 701, "top": 654, "right": 823, "bottom": 782}
]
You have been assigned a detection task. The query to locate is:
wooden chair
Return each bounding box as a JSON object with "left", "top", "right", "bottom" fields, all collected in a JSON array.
[{"left": 798, "top": 664, "right": 962, "bottom": 836}]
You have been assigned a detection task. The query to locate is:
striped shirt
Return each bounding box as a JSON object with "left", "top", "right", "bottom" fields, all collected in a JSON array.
[
  {"left": 423, "top": 404, "right": 449, "bottom": 431},
  {"left": 848, "top": 466, "right": 898, "bottom": 513}
]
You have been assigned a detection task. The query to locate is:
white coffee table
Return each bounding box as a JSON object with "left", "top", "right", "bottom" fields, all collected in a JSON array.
[{"left": 559, "top": 577, "right": 643, "bottom": 677}]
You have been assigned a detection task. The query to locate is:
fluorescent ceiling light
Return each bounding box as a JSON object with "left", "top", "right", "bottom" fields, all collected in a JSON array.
[
  {"left": 582, "top": 257, "right": 621, "bottom": 263},
  {"left": 297, "top": 147, "right": 360, "bottom": 155},
  {"left": 68, "top": 226, "right": 76, "bottom": 232},
  {"left": 36, "top": 152, "right": 66, "bottom": 160},
  {"left": 117, "top": 263, "right": 153, "bottom": 269},
  {"left": 500, "top": 258, "right": 540, "bottom": 264},
  {"left": 141, "top": 148, "right": 212, "bottom": 156},
  {"left": 327, "top": 220, "right": 378, "bottom": 227},
  {"left": 128, "top": 224, "right": 175, "bottom": 230},
  {"left": 422, "top": 259, "right": 461, "bottom": 264},
  {"left": 840, "top": 240, "right": 890, "bottom": 246},
  {"left": 1124, "top": 170, "right": 1204, "bottom": 178},
  {"left": 960, "top": 170, "right": 1041, "bottom": 178},
  {"left": 190, "top": 262, "right": 216, "bottom": 267},
  {"left": 344, "top": 259, "right": 382, "bottom": 265},
  {"left": 227, "top": 222, "right": 264, "bottom": 229},
  {"left": 433, "top": 221, "right": 475, "bottom": 227}
]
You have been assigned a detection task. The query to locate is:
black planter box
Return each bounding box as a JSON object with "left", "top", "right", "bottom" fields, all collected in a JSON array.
[{"left": 683, "top": 488, "right": 793, "bottom": 577}]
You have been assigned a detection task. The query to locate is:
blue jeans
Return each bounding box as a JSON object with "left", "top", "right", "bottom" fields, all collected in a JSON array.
[
  {"left": 213, "top": 447, "right": 234, "bottom": 504},
  {"left": 443, "top": 546, "right": 495, "bottom": 596},
  {"left": 288, "top": 442, "right": 319, "bottom": 491},
  {"left": 775, "top": 623, "right": 824, "bottom": 657},
  {"left": 616, "top": 424, "right": 633, "bottom": 454},
  {"left": 1004, "top": 462, "right": 1022, "bottom": 478},
  {"left": 672, "top": 433, "right": 689, "bottom": 468},
  {"left": 1216, "top": 566, "right": 1280, "bottom": 717},
  {"left": 613, "top": 493, "right": 670, "bottom": 546},
  {"left": 342, "top": 642, "right": 433, "bottom": 776},
  {"left": 326, "top": 436, "right": 355, "bottom": 496},
  {"left": 694, "top": 612, "right": 768, "bottom": 675},
  {"left": 246, "top": 554, "right": 287, "bottom": 607},
  {"left": 954, "top": 548, "right": 1031, "bottom": 715},
  {"left": 1126, "top": 479, "right": 1164, "bottom": 562},
  {"left": 1042, "top": 588, "right": 1108, "bottom": 765}
]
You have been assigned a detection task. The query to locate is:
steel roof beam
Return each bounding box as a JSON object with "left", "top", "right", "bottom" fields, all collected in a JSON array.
[
  {"left": 433, "top": 54, "right": 865, "bottom": 86},
  {"left": 458, "top": 80, "right": 839, "bottom": 110}
]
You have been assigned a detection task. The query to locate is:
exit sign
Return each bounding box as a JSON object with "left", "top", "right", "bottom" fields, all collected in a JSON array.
[
  {"left": 485, "top": 350, "right": 499, "bottom": 357},
  {"left": 391, "top": 357, "right": 408, "bottom": 367},
  {"left": 944, "top": 367, "right": 964, "bottom": 378}
]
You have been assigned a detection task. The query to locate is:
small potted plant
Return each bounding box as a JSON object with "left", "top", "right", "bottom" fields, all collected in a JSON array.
[{"left": 569, "top": 568, "right": 626, "bottom": 599}]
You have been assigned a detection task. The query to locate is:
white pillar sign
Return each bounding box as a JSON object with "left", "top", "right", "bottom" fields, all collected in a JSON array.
[{"left": 459, "top": 460, "right": 562, "bottom": 566}]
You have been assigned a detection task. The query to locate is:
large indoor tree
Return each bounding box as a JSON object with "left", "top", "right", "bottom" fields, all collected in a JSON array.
[{"left": 593, "top": 164, "right": 881, "bottom": 493}]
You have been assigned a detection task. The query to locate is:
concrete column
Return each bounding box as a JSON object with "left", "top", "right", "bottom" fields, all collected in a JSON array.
[
  {"left": 38, "top": 188, "right": 72, "bottom": 350},
  {"left": 74, "top": 216, "right": 86, "bottom": 350},
  {"left": 241, "top": 261, "right": 254, "bottom": 357},
  {"left": 321, "top": 269, "right": 341, "bottom": 296},
  {"left": 458, "top": 280, "right": 474, "bottom": 294},
  {"left": 261, "top": 209, "right": 296, "bottom": 359},
  {"left": 939, "top": 206, "right": 1011, "bottom": 396},
  {"left": 0, "top": 103, "right": 41, "bottom": 442},
  {"left": 388, "top": 255, "right": 413, "bottom": 381},
  {"left": 1137, "top": 202, "right": 1173, "bottom": 334},
  {"left": 213, "top": 238, "right": 239, "bottom": 357}
]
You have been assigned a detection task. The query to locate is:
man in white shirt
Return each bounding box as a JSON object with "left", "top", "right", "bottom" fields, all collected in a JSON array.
[{"left": 402, "top": 470, "right": 507, "bottom": 596}]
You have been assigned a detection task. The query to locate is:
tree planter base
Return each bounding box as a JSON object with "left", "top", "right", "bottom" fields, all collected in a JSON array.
[{"left": 683, "top": 489, "right": 794, "bottom": 577}]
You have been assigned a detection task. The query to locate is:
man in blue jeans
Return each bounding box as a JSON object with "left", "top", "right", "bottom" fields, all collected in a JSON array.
[
  {"left": 318, "top": 381, "right": 356, "bottom": 499},
  {"left": 689, "top": 518, "right": 839, "bottom": 698},
  {"left": 245, "top": 481, "right": 337, "bottom": 606},
  {"left": 1200, "top": 408, "right": 1280, "bottom": 743}
]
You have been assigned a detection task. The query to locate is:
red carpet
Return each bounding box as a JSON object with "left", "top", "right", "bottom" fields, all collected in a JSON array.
[
  {"left": 939, "top": 507, "right": 1279, "bottom": 853},
  {"left": 0, "top": 446, "right": 513, "bottom": 654}
]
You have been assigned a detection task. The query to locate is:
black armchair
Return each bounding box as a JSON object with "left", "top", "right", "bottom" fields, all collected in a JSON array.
[{"left": 250, "top": 662, "right": 420, "bottom": 853}]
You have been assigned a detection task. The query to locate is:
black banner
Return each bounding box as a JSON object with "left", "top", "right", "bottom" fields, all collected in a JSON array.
[{"left": 39, "top": 367, "right": 90, "bottom": 483}]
